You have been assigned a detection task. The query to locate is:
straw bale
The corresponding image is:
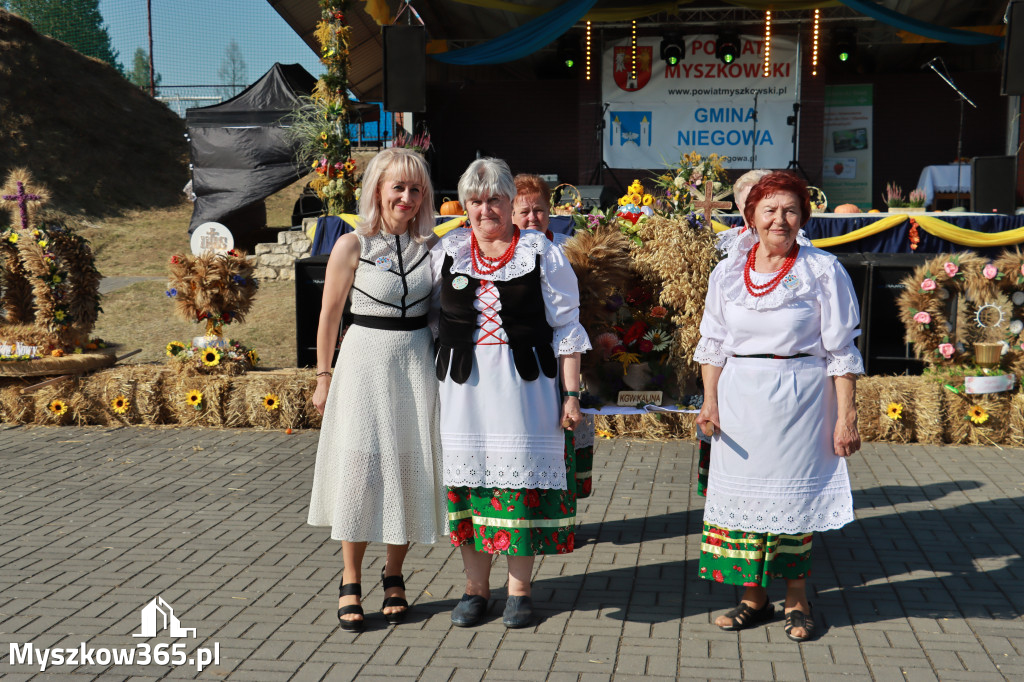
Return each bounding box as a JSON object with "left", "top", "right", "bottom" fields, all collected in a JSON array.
[
  {"left": 224, "top": 370, "right": 309, "bottom": 429},
  {"left": 303, "top": 371, "right": 323, "bottom": 429},
  {"left": 33, "top": 378, "right": 90, "bottom": 426},
  {"left": 855, "top": 376, "right": 882, "bottom": 442},
  {"left": 942, "top": 389, "right": 1011, "bottom": 445},
  {"left": 0, "top": 383, "right": 34, "bottom": 423},
  {"left": 83, "top": 365, "right": 166, "bottom": 426},
  {"left": 593, "top": 411, "right": 695, "bottom": 441},
  {"left": 164, "top": 374, "right": 231, "bottom": 426},
  {"left": 911, "top": 379, "right": 945, "bottom": 444},
  {"left": 1008, "top": 392, "right": 1024, "bottom": 447}
]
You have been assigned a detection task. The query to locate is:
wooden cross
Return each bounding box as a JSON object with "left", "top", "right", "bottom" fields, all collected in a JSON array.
[
  {"left": 1, "top": 180, "right": 43, "bottom": 231},
  {"left": 692, "top": 179, "right": 732, "bottom": 225}
]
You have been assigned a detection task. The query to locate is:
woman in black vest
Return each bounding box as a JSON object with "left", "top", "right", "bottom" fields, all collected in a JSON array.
[{"left": 432, "top": 158, "right": 591, "bottom": 629}]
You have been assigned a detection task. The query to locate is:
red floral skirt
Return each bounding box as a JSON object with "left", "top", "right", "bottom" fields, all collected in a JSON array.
[
  {"left": 698, "top": 522, "right": 813, "bottom": 588},
  {"left": 446, "top": 431, "right": 576, "bottom": 556}
]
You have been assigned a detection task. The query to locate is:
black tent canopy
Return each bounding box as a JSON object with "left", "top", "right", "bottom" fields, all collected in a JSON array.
[{"left": 186, "top": 62, "right": 378, "bottom": 233}]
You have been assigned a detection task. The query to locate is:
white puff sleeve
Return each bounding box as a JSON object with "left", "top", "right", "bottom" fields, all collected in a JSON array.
[
  {"left": 819, "top": 261, "right": 865, "bottom": 376},
  {"left": 693, "top": 262, "right": 729, "bottom": 366},
  {"left": 539, "top": 241, "right": 591, "bottom": 356}
]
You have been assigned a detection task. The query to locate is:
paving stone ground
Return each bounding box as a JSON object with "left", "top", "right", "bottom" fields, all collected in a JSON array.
[{"left": 0, "top": 425, "right": 1022, "bottom": 681}]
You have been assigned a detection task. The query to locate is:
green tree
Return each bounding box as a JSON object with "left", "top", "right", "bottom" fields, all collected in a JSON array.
[
  {"left": 127, "top": 47, "right": 161, "bottom": 92},
  {"left": 2, "top": 0, "right": 122, "bottom": 71},
  {"left": 217, "top": 40, "right": 248, "bottom": 99}
]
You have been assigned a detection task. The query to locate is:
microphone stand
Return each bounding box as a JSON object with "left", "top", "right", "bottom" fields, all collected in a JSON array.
[{"left": 924, "top": 58, "right": 977, "bottom": 208}]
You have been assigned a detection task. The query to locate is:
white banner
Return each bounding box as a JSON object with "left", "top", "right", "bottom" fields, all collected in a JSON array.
[{"left": 602, "top": 35, "right": 799, "bottom": 170}]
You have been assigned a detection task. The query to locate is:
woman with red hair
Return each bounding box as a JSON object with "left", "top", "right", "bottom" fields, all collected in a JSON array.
[{"left": 694, "top": 171, "right": 862, "bottom": 642}]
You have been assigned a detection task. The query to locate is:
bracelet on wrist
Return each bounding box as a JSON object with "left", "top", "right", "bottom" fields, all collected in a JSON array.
[
  {"left": 316, "top": 371, "right": 332, "bottom": 377},
  {"left": 562, "top": 390, "right": 580, "bottom": 398}
]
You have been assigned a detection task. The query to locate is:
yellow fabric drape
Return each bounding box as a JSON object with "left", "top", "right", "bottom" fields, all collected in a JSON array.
[
  {"left": 307, "top": 213, "right": 361, "bottom": 243},
  {"left": 360, "top": 0, "right": 392, "bottom": 25},
  {"left": 710, "top": 214, "right": 1024, "bottom": 249},
  {"left": 434, "top": 216, "right": 467, "bottom": 237}
]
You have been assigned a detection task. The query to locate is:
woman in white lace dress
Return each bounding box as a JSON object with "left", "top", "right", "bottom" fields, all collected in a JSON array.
[
  {"left": 694, "top": 171, "right": 863, "bottom": 643},
  {"left": 433, "top": 158, "right": 590, "bottom": 629},
  {"left": 307, "top": 148, "right": 445, "bottom": 632}
]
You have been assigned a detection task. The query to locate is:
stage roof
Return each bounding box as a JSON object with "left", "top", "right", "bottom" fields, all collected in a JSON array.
[{"left": 266, "top": 1, "right": 1010, "bottom": 101}]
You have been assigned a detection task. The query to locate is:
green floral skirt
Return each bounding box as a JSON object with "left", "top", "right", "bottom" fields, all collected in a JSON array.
[
  {"left": 447, "top": 431, "right": 576, "bottom": 556},
  {"left": 698, "top": 522, "right": 813, "bottom": 587}
]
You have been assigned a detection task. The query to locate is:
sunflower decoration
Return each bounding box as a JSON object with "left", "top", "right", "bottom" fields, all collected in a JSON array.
[
  {"left": 967, "top": 405, "right": 989, "bottom": 425},
  {"left": 110, "top": 395, "right": 130, "bottom": 414},
  {"left": 48, "top": 399, "right": 68, "bottom": 416},
  {"left": 201, "top": 348, "right": 221, "bottom": 367},
  {"left": 185, "top": 389, "right": 204, "bottom": 410},
  {"left": 166, "top": 341, "right": 186, "bottom": 357},
  {"left": 263, "top": 393, "right": 281, "bottom": 411},
  {"left": 885, "top": 402, "right": 903, "bottom": 420},
  {"left": 247, "top": 349, "right": 260, "bottom": 366}
]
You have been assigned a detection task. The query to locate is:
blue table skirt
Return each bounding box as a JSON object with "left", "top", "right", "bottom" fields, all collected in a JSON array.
[{"left": 718, "top": 213, "right": 1024, "bottom": 256}]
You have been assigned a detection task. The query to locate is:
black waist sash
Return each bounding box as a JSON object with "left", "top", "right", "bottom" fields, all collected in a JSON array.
[{"left": 351, "top": 314, "right": 428, "bottom": 331}]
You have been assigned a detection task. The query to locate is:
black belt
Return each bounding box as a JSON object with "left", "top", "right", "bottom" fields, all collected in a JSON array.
[
  {"left": 351, "top": 314, "right": 428, "bottom": 331},
  {"left": 733, "top": 353, "right": 812, "bottom": 359}
]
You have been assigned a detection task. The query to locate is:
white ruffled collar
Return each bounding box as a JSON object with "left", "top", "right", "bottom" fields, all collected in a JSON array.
[
  {"left": 441, "top": 227, "right": 549, "bottom": 281},
  {"left": 716, "top": 225, "right": 812, "bottom": 257},
  {"left": 718, "top": 243, "right": 836, "bottom": 311}
]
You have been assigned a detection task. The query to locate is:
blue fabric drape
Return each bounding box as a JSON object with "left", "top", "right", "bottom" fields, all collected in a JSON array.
[
  {"left": 311, "top": 216, "right": 357, "bottom": 256},
  {"left": 838, "top": 0, "right": 1003, "bottom": 46},
  {"left": 431, "top": 0, "right": 598, "bottom": 65},
  {"left": 718, "top": 214, "right": 1020, "bottom": 257}
]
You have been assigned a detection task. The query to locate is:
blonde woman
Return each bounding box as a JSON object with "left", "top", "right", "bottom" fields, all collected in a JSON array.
[{"left": 307, "top": 148, "right": 445, "bottom": 632}]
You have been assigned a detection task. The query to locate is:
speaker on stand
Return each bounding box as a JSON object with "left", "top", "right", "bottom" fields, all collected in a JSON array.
[
  {"left": 971, "top": 156, "right": 1017, "bottom": 214},
  {"left": 294, "top": 256, "right": 349, "bottom": 368},
  {"left": 383, "top": 25, "right": 427, "bottom": 113},
  {"left": 1002, "top": 0, "right": 1024, "bottom": 96}
]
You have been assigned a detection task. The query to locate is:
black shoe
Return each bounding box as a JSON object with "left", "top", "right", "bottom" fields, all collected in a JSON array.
[
  {"left": 337, "top": 581, "right": 364, "bottom": 632},
  {"left": 451, "top": 594, "right": 489, "bottom": 627},
  {"left": 381, "top": 566, "right": 409, "bottom": 625},
  {"left": 717, "top": 599, "right": 774, "bottom": 631},
  {"left": 502, "top": 595, "right": 534, "bottom": 628},
  {"left": 784, "top": 603, "right": 816, "bottom": 642}
]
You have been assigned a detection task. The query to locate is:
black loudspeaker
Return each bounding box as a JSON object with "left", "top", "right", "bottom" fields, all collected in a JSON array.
[
  {"left": 575, "top": 184, "right": 618, "bottom": 210},
  {"left": 294, "top": 256, "right": 348, "bottom": 368},
  {"left": 862, "top": 254, "right": 929, "bottom": 376},
  {"left": 971, "top": 156, "right": 1017, "bottom": 214},
  {"left": 383, "top": 25, "right": 426, "bottom": 112},
  {"left": 1003, "top": 0, "right": 1024, "bottom": 95}
]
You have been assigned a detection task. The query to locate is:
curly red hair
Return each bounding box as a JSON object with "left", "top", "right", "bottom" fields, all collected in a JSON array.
[
  {"left": 742, "top": 170, "right": 811, "bottom": 228},
  {"left": 513, "top": 174, "right": 551, "bottom": 206}
]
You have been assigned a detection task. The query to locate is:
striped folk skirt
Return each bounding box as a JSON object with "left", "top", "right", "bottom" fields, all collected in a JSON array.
[{"left": 446, "top": 431, "right": 577, "bottom": 556}]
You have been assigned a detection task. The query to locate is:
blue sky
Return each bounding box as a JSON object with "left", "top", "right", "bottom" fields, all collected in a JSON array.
[{"left": 98, "top": 0, "right": 323, "bottom": 87}]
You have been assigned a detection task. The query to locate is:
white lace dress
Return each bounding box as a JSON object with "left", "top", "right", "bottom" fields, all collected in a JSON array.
[
  {"left": 307, "top": 232, "right": 445, "bottom": 544},
  {"left": 431, "top": 228, "right": 592, "bottom": 490},
  {"left": 693, "top": 244, "right": 864, "bottom": 535}
]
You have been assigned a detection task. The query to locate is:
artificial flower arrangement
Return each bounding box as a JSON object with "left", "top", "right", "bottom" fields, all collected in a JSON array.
[
  {"left": 615, "top": 179, "right": 655, "bottom": 226},
  {"left": 883, "top": 183, "right": 926, "bottom": 210},
  {"left": 165, "top": 250, "right": 259, "bottom": 375},
  {"left": 582, "top": 280, "right": 679, "bottom": 405},
  {"left": 651, "top": 152, "right": 730, "bottom": 217}
]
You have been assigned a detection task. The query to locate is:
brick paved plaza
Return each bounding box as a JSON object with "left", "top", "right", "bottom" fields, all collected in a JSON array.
[{"left": 0, "top": 425, "right": 1022, "bottom": 681}]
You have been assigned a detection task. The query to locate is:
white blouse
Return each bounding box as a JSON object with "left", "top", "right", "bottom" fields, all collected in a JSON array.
[
  {"left": 430, "top": 228, "right": 591, "bottom": 356},
  {"left": 693, "top": 244, "right": 865, "bottom": 376}
]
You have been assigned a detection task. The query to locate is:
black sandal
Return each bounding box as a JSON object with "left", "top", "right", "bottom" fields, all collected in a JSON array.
[
  {"left": 381, "top": 567, "right": 409, "bottom": 625},
  {"left": 784, "top": 604, "right": 815, "bottom": 642},
  {"left": 718, "top": 600, "right": 775, "bottom": 631},
  {"left": 337, "top": 581, "right": 364, "bottom": 632}
]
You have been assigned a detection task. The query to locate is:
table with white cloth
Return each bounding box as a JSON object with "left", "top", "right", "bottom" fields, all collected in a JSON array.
[{"left": 916, "top": 164, "right": 971, "bottom": 208}]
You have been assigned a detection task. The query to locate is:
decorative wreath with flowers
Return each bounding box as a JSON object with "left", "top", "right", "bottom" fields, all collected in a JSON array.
[
  {"left": 897, "top": 250, "right": 1024, "bottom": 374},
  {"left": 166, "top": 251, "right": 258, "bottom": 336},
  {"left": 1, "top": 170, "right": 102, "bottom": 355}
]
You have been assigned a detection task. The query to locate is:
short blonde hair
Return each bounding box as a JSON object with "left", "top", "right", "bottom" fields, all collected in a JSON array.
[
  {"left": 357, "top": 148, "right": 435, "bottom": 242},
  {"left": 458, "top": 158, "right": 515, "bottom": 205},
  {"left": 733, "top": 169, "right": 772, "bottom": 212}
]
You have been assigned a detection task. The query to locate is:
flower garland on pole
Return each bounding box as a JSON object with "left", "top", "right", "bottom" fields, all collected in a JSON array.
[{"left": 292, "top": 0, "right": 357, "bottom": 216}]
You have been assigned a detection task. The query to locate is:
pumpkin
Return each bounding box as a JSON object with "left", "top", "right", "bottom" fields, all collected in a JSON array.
[
  {"left": 439, "top": 198, "right": 464, "bottom": 216},
  {"left": 834, "top": 203, "right": 861, "bottom": 214}
]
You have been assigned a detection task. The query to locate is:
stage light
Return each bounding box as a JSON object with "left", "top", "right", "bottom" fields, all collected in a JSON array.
[
  {"left": 586, "top": 21, "right": 591, "bottom": 80},
  {"left": 763, "top": 11, "right": 771, "bottom": 77},
  {"left": 557, "top": 34, "right": 581, "bottom": 73},
  {"left": 832, "top": 27, "right": 856, "bottom": 64},
  {"left": 715, "top": 31, "right": 740, "bottom": 65},
  {"left": 660, "top": 32, "right": 685, "bottom": 66},
  {"left": 811, "top": 9, "right": 820, "bottom": 76}
]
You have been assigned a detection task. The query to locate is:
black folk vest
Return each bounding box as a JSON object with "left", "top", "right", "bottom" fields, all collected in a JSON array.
[{"left": 436, "top": 253, "right": 557, "bottom": 384}]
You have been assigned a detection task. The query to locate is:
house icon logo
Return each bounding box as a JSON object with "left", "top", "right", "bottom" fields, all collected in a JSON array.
[{"left": 132, "top": 597, "right": 197, "bottom": 638}]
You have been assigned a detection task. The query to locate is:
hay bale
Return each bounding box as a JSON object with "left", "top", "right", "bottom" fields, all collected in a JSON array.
[
  {"left": 303, "top": 371, "right": 323, "bottom": 429},
  {"left": 593, "top": 411, "right": 695, "bottom": 441},
  {"left": 1009, "top": 392, "right": 1024, "bottom": 447},
  {"left": 913, "top": 379, "right": 944, "bottom": 445},
  {"left": 0, "top": 384, "right": 34, "bottom": 423},
  {"left": 855, "top": 376, "right": 882, "bottom": 442},
  {"left": 82, "top": 365, "right": 166, "bottom": 426},
  {"left": 33, "top": 379, "right": 90, "bottom": 426},
  {"left": 164, "top": 374, "right": 231, "bottom": 426},
  {"left": 224, "top": 370, "right": 309, "bottom": 429},
  {"left": 942, "top": 390, "right": 1011, "bottom": 445}
]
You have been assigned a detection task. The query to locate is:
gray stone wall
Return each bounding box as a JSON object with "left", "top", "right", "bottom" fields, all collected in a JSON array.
[{"left": 251, "top": 229, "right": 312, "bottom": 281}]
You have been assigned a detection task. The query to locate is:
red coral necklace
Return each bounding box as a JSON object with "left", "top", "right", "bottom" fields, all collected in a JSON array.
[
  {"left": 743, "top": 242, "right": 799, "bottom": 297},
  {"left": 471, "top": 228, "right": 520, "bottom": 275}
]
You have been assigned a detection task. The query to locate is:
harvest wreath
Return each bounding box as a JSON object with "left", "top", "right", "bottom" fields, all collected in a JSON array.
[{"left": 896, "top": 250, "right": 1024, "bottom": 374}]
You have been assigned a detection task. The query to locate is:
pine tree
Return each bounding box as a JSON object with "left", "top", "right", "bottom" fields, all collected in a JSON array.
[
  {"left": 127, "top": 47, "right": 161, "bottom": 92},
  {"left": 217, "top": 40, "right": 248, "bottom": 99},
  {"left": 2, "top": 0, "right": 122, "bottom": 72}
]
